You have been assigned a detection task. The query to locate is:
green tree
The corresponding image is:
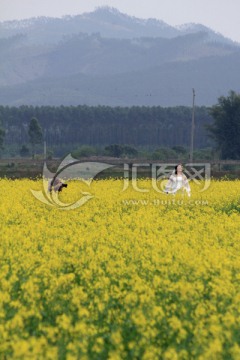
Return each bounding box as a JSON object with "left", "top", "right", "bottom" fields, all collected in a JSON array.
[
  {"left": 171, "top": 145, "right": 187, "bottom": 155},
  {"left": 208, "top": 91, "right": 240, "bottom": 159},
  {"left": 122, "top": 145, "right": 138, "bottom": 158},
  {"left": 152, "top": 147, "right": 177, "bottom": 160},
  {"left": 20, "top": 144, "right": 30, "bottom": 157},
  {"left": 72, "top": 145, "right": 96, "bottom": 158},
  {"left": 105, "top": 144, "right": 124, "bottom": 158},
  {"left": 28, "top": 117, "right": 43, "bottom": 159}
]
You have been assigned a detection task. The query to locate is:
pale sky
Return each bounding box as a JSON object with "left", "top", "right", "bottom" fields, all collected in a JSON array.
[{"left": 1, "top": 0, "right": 240, "bottom": 43}]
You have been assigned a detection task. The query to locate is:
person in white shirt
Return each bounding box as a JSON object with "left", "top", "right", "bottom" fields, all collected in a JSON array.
[{"left": 164, "top": 164, "right": 191, "bottom": 196}]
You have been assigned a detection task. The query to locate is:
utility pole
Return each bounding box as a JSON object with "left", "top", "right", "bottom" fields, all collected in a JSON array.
[{"left": 190, "top": 88, "right": 195, "bottom": 162}]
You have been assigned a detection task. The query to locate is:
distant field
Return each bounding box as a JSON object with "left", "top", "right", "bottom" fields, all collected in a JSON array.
[
  {"left": 0, "top": 158, "right": 57, "bottom": 178},
  {"left": 1, "top": 178, "right": 240, "bottom": 359}
]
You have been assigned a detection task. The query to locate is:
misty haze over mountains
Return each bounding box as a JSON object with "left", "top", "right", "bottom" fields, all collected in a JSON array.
[{"left": 0, "top": 6, "right": 240, "bottom": 107}]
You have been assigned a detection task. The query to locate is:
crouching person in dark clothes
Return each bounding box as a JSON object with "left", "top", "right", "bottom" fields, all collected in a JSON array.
[{"left": 48, "top": 177, "right": 68, "bottom": 193}]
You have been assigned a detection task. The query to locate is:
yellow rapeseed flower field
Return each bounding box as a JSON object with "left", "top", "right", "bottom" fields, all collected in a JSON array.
[{"left": 1, "top": 178, "right": 240, "bottom": 359}]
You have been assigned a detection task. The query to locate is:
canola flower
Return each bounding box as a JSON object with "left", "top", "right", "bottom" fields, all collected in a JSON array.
[{"left": 0, "top": 178, "right": 240, "bottom": 359}]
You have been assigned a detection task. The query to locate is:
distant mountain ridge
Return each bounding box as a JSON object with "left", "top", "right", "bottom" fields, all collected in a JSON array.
[
  {"left": 0, "top": 6, "right": 240, "bottom": 107},
  {"left": 0, "top": 6, "right": 237, "bottom": 45}
]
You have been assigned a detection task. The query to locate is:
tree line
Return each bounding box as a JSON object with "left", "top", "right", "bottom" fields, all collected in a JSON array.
[
  {"left": 0, "top": 92, "right": 240, "bottom": 159},
  {"left": 0, "top": 104, "right": 212, "bottom": 153}
]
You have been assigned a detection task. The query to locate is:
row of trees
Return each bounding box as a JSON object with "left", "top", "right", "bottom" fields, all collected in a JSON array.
[
  {"left": 0, "top": 104, "right": 212, "bottom": 151},
  {"left": 0, "top": 117, "right": 43, "bottom": 158},
  {"left": 0, "top": 91, "right": 240, "bottom": 159},
  {"left": 0, "top": 126, "right": 4, "bottom": 152}
]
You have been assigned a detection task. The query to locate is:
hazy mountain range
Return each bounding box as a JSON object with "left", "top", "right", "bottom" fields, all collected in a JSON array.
[{"left": 0, "top": 6, "right": 240, "bottom": 107}]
